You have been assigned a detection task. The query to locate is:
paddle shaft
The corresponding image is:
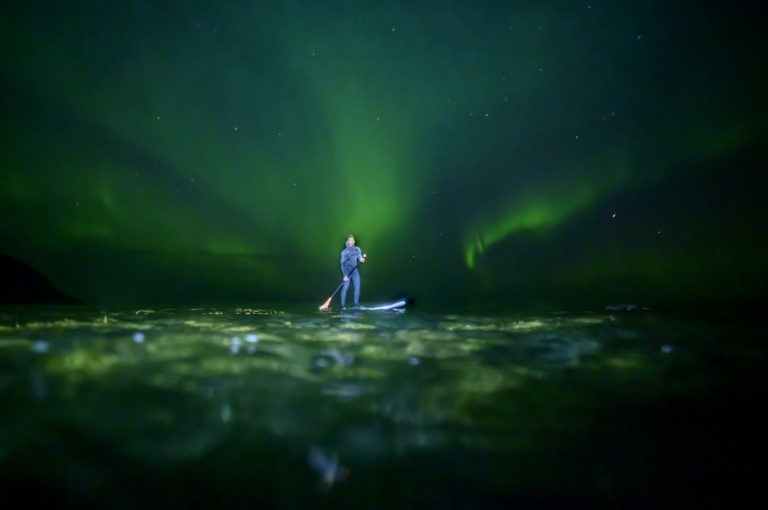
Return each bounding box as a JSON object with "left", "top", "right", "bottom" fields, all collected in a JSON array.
[
  {"left": 328, "top": 261, "right": 362, "bottom": 299},
  {"left": 318, "top": 253, "right": 366, "bottom": 310}
]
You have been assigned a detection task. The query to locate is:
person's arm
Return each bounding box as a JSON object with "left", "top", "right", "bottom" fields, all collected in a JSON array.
[{"left": 357, "top": 247, "right": 365, "bottom": 263}]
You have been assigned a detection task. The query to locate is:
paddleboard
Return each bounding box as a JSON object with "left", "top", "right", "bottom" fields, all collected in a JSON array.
[{"left": 352, "top": 299, "right": 407, "bottom": 312}]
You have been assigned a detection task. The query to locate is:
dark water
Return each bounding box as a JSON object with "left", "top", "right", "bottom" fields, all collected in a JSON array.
[{"left": 0, "top": 303, "right": 764, "bottom": 509}]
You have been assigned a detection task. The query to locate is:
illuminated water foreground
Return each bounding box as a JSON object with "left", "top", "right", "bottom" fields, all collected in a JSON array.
[{"left": 0, "top": 304, "right": 763, "bottom": 507}]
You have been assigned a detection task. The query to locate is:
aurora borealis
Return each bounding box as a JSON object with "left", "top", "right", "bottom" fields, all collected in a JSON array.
[{"left": 1, "top": 1, "right": 765, "bottom": 307}]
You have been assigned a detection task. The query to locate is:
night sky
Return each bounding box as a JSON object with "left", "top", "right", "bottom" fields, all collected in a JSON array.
[{"left": 1, "top": 1, "right": 766, "bottom": 308}]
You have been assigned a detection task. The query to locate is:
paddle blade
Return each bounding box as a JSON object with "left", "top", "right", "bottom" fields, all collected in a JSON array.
[{"left": 318, "top": 296, "right": 333, "bottom": 311}]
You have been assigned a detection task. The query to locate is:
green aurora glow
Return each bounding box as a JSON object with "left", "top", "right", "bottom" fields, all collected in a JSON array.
[{"left": 1, "top": 1, "right": 765, "bottom": 306}]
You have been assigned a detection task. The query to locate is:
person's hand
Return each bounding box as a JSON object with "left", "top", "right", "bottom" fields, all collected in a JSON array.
[{"left": 343, "top": 276, "right": 348, "bottom": 281}]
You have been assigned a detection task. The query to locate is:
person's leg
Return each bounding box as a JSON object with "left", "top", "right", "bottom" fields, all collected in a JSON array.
[
  {"left": 340, "top": 279, "right": 350, "bottom": 308},
  {"left": 351, "top": 272, "right": 361, "bottom": 306}
]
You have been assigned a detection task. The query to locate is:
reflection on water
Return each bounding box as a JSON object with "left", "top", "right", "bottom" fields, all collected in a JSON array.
[
  {"left": 308, "top": 446, "right": 349, "bottom": 488},
  {"left": 0, "top": 304, "right": 764, "bottom": 508}
]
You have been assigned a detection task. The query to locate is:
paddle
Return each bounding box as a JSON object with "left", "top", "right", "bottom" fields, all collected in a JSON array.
[{"left": 318, "top": 254, "right": 366, "bottom": 311}]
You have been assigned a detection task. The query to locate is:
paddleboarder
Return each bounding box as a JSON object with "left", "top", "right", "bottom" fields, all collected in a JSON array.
[{"left": 340, "top": 234, "right": 365, "bottom": 308}]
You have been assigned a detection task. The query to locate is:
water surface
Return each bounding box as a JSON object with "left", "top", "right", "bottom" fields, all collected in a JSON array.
[{"left": 0, "top": 304, "right": 763, "bottom": 508}]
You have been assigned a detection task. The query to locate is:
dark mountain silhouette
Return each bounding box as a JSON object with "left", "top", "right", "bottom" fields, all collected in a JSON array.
[{"left": 0, "top": 253, "right": 82, "bottom": 305}]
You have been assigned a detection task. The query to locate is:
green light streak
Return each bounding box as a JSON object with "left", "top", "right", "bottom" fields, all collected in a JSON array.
[
  {"left": 320, "top": 108, "right": 413, "bottom": 244},
  {"left": 463, "top": 149, "right": 630, "bottom": 270},
  {"left": 465, "top": 188, "right": 599, "bottom": 269},
  {"left": 464, "top": 110, "right": 757, "bottom": 270}
]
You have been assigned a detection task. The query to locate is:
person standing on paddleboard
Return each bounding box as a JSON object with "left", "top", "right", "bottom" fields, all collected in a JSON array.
[{"left": 340, "top": 234, "right": 365, "bottom": 309}]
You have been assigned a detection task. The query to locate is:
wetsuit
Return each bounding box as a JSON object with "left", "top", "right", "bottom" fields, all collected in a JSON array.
[{"left": 340, "top": 241, "right": 363, "bottom": 307}]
